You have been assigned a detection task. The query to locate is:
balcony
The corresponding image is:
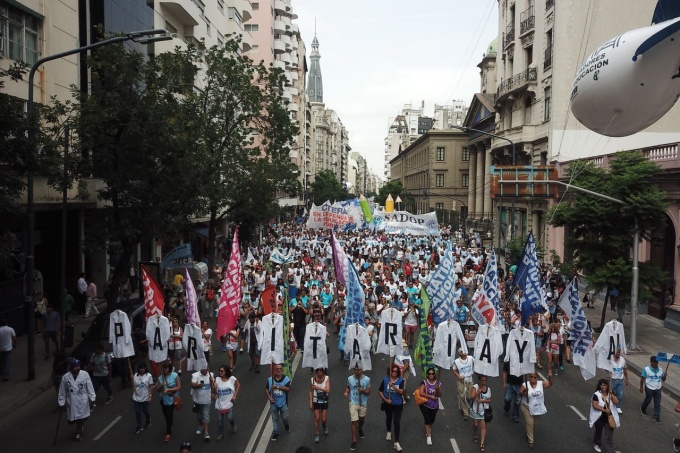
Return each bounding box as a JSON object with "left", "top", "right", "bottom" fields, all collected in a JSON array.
[
  {"left": 544, "top": 46, "right": 552, "bottom": 70},
  {"left": 241, "top": 31, "right": 252, "bottom": 52},
  {"left": 274, "top": 40, "right": 285, "bottom": 54},
  {"left": 504, "top": 24, "right": 515, "bottom": 48},
  {"left": 289, "top": 23, "right": 299, "bottom": 35},
  {"left": 289, "top": 86, "right": 298, "bottom": 96},
  {"left": 496, "top": 67, "right": 538, "bottom": 100},
  {"left": 280, "top": 34, "right": 291, "bottom": 48},
  {"left": 159, "top": 0, "right": 200, "bottom": 26},
  {"left": 520, "top": 6, "right": 535, "bottom": 35},
  {"left": 273, "top": 60, "right": 286, "bottom": 70},
  {"left": 288, "top": 103, "right": 299, "bottom": 112},
  {"left": 274, "top": 19, "right": 286, "bottom": 34},
  {"left": 274, "top": 0, "right": 289, "bottom": 15},
  {"left": 289, "top": 149, "right": 299, "bottom": 159},
  {"left": 546, "top": 0, "right": 554, "bottom": 10},
  {"left": 280, "top": 52, "right": 291, "bottom": 64},
  {"left": 242, "top": 0, "right": 253, "bottom": 21}
]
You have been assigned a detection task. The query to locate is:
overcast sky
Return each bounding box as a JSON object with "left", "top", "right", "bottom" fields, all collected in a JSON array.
[{"left": 292, "top": 0, "right": 499, "bottom": 177}]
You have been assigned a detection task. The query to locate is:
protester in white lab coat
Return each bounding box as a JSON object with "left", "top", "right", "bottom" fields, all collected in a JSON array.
[{"left": 58, "top": 358, "right": 96, "bottom": 441}]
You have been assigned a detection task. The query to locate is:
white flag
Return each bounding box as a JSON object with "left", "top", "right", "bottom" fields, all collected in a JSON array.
[
  {"left": 260, "top": 313, "right": 285, "bottom": 365},
  {"left": 345, "top": 323, "right": 372, "bottom": 370},
  {"left": 302, "top": 322, "right": 328, "bottom": 370}
]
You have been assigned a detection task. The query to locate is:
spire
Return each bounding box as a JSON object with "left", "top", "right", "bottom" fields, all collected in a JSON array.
[{"left": 307, "top": 24, "right": 323, "bottom": 103}]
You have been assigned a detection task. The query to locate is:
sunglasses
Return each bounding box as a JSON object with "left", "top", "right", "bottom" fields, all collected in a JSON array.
[{"left": 427, "top": 372, "right": 435, "bottom": 376}]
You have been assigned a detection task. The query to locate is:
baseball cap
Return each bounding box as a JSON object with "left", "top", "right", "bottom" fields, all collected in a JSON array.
[
  {"left": 69, "top": 358, "right": 80, "bottom": 369},
  {"left": 179, "top": 442, "right": 192, "bottom": 451}
]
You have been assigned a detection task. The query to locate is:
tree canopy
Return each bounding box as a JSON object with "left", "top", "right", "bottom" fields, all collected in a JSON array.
[
  {"left": 374, "top": 180, "right": 413, "bottom": 209},
  {"left": 309, "top": 169, "right": 350, "bottom": 205}
]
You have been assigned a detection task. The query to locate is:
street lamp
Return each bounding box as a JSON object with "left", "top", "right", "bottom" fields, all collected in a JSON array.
[
  {"left": 452, "top": 125, "right": 517, "bottom": 241},
  {"left": 500, "top": 178, "right": 641, "bottom": 349},
  {"left": 24, "top": 29, "right": 172, "bottom": 380}
]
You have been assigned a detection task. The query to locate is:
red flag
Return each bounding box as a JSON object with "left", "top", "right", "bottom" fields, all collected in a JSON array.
[
  {"left": 217, "top": 227, "right": 242, "bottom": 339},
  {"left": 141, "top": 265, "right": 164, "bottom": 318},
  {"left": 261, "top": 285, "right": 277, "bottom": 316}
]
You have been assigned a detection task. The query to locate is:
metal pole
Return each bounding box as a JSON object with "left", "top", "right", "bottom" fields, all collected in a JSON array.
[{"left": 60, "top": 126, "right": 69, "bottom": 352}]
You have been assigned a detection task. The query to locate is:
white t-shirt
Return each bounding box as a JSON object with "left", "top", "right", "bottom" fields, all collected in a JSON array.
[
  {"left": 133, "top": 372, "right": 154, "bottom": 402},
  {"left": 0, "top": 325, "right": 16, "bottom": 352},
  {"left": 202, "top": 328, "right": 212, "bottom": 352},
  {"left": 610, "top": 357, "right": 626, "bottom": 380},
  {"left": 215, "top": 376, "right": 237, "bottom": 411},
  {"left": 453, "top": 356, "right": 474, "bottom": 383},
  {"left": 191, "top": 371, "right": 214, "bottom": 405}
]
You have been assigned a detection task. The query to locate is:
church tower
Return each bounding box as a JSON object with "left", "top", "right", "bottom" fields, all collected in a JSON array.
[{"left": 307, "top": 33, "right": 323, "bottom": 103}]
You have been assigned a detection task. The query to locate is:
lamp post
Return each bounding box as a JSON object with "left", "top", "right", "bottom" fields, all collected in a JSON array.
[
  {"left": 500, "top": 178, "right": 641, "bottom": 349},
  {"left": 452, "top": 125, "right": 517, "bottom": 241},
  {"left": 24, "top": 29, "right": 172, "bottom": 380}
]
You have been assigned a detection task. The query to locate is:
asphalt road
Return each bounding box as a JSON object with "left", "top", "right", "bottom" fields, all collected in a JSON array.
[{"left": 2, "top": 328, "right": 680, "bottom": 453}]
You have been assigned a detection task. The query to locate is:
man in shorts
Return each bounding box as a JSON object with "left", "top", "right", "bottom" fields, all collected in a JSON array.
[{"left": 344, "top": 363, "right": 371, "bottom": 451}]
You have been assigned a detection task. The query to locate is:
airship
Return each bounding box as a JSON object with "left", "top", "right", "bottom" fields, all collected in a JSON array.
[{"left": 570, "top": 0, "right": 680, "bottom": 137}]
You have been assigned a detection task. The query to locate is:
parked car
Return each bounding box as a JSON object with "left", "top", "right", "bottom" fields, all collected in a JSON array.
[{"left": 71, "top": 299, "right": 145, "bottom": 374}]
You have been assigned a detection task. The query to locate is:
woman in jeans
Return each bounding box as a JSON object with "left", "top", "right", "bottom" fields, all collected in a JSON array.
[
  {"left": 418, "top": 367, "right": 442, "bottom": 446},
  {"left": 379, "top": 365, "right": 405, "bottom": 452},
  {"left": 589, "top": 378, "right": 620, "bottom": 453},
  {"left": 132, "top": 362, "right": 154, "bottom": 434},
  {"left": 213, "top": 365, "right": 240, "bottom": 440},
  {"left": 157, "top": 360, "right": 181, "bottom": 442}
]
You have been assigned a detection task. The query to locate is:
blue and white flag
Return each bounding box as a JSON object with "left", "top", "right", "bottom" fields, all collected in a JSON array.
[
  {"left": 557, "top": 277, "right": 596, "bottom": 380},
  {"left": 471, "top": 250, "right": 502, "bottom": 330},
  {"left": 270, "top": 247, "right": 293, "bottom": 264},
  {"left": 331, "top": 232, "right": 365, "bottom": 352},
  {"left": 514, "top": 231, "right": 548, "bottom": 326},
  {"left": 427, "top": 250, "right": 458, "bottom": 325}
]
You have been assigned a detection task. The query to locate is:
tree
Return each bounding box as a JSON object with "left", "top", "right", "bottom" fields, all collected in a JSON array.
[
  {"left": 374, "top": 180, "right": 413, "bottom": 209},
  {"left": 548, "top": 151, "right": 668, "bottom": 329},
  {"left": 177, "top": 36, "right": 298, "bottom": 267},
  {"left": 309, "top": 169, "right": 350, "bottom": 205}
]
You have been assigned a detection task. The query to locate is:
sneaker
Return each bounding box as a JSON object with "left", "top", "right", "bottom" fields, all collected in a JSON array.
[
  {"left": 617, "top": 407, "right": 622, "bottom": 414},
  {"left": 641, "top": 407, "right": 647, "bottom": 416},
  {"left": 232, "top": 424, "right": 238, "bottom": 433},
  {"left": 204, "top": 433, "right": 211, "bottom": 441},
  {"left": 394, "top": 442, "right": 403, "bottom": 452},
  {"left": 655, "top": 417, "right": 662, "bottom": 424},
  {"left": 284, "top": 424, "right": 290, "bottom": 432},
  {"left": 164, "top": 434, "right": 171, "bottom": 442},
  {"left": 196, "top": 427, "right": 204, "bottom": 435},
  {"left": 239, "top": 348, "right": 244, "bottom": 353},
  {"left": 216, "top": 433, "right": 224, "bottom": 440},
  {"left": 74, "top": 433, "right": 81, "bottom": 442},
  {"left": 105, "top": 396, "right": 114, "bottom": 405},
  {"left": 323, "top": 426, "right": 329, "bottom": 435},
  {"left": 314, "top": 435, "right": 320, "bottom": 444},
  {"left": 135, "top": 427, "right": 144, "bottom": 434},
  {"left": 593, "top": 445, "right": 601, "bottom": 453},
  {"left": 386, "top": 432, "right": 392, "bottom": 441},
  {"left": 359, "top": 429, "right": 365, "bottom": 439},
  {"left": 560, "top": 366, "right": 564, "bottom": 371},
  {"left": 513, "top": 417, "right": 520, "bottom": 423},
  {"left": 351, "top": 441, "right": 358, "bottom": 450},
  {"left": 145, "top": 420, "right": 151, "bottom": 429},
  {"left": 426, "top": 435, "right": 432, "bottom": 446},
  {"left": 271, "top": 433, "right": 280, "bottom": 442}
]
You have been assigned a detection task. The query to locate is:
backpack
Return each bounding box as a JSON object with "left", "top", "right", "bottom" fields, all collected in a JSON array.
[{"left": 206, "top": 289, "right": 215, "bottom": 301}]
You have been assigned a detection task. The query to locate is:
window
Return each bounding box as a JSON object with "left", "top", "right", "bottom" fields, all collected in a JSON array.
[
  {"left": 228, "top": 7, "right": 242, "bottom": 23},
  {"left": 462, "top": 147, "right": 470, "bottom": 161},
  {"left": 544, "top": 86, "right": 552, "bottom": 121},
  {"left": 205, "top": 18, "right": 211, "bottom": 36},
  {"left": 252, "top": 2, "right": 259, "bottom": 10},
  {"left": 1, "top": 4, "right": 40, "bottom": 65},
  {"left": 244, "top": 24, "right": 259, "bottom": 32},
  {"left": 435, "top": 203, "right": 444, "bottom": 211},
  {"left": 436, "top": 147, "right": 445, "bottom": 161},
  {"left": 462, "top": 174, "right": 469, "bottom": 188},
  {"left": 436, "top": 174, "right": 444, "bottom": 188},
  {"left": 249, "top": 44, "right": 259, "bottom": 53}
]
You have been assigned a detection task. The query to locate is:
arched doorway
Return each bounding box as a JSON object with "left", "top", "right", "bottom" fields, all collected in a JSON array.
[{"left": 648, "top": 213, "right": 676, "bottom": 318}]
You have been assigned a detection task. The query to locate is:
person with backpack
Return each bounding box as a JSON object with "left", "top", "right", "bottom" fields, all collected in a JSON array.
[{"left": 88, "top": 343, "right": 114, "bottom": 405}]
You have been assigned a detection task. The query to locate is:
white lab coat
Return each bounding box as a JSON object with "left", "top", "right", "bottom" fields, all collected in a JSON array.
[{"left": 58, "top": 370, "right": 96, "bottom": 421}]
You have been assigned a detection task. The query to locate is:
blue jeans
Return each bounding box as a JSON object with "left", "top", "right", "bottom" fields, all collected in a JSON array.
[
  {"left": 133, "top": 401, "right": 150, "bottom": 428},
  {"left": 0, "top": 350, "right": 11, "bottom": 379},
  {"left": 216, "top": 409, "right": 235, "bottom": 435},
  {"left": 504, "top": 384, "right": 521, "bottom": 420},
  {"left": 642, "top": 386, "right": 662, "bottom": 419},
  {"left": 270, "top": 403, "right": 289, "bottom": 435},
  {"left": 611, "top": 378, "right": 624, "bottom": 408}
]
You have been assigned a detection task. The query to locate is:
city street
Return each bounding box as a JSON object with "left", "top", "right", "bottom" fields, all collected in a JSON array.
[{"left": 1, "top": 318, "right": 679, "bottom": 453}]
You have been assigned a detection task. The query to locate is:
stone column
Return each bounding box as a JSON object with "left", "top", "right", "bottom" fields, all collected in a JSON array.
[
  {"left": 475, "top": 142, "right": 485, "bottom": 218},
  {"left": 467, "top": 149, "right": 477, "bottom": 219},
  {"left": 484, "top": 143, "right": 492, "bottom": 222}
]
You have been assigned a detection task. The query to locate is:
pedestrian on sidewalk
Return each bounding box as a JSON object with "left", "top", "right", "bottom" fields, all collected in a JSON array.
[
  {"left": 63, "top": 288, "right": 74, "bottom": 323},
  {"left": 640, "top": 355, "right": 667, "bottom": 423},
  {"left": 607, "top": 349, "right": 628, "bottom": 413},
  {"left": 88, "top": 343, "right": 114, "bottom": 405},
  {"left": 191, "top": 366, "right": 214, "bottom": 441},
  {"left": 157, "top": 360, "right": 181, "bottom": 442},
  {"left": 42, "top": 304, "right": 61, "bottom": 360},
  {"left": 214, "top": 365, "right": 240, "bottom": 440},
  {"left": 589, "top": 378, "right": 620, "bottom": 453},
  {"left": 57, "top": 358, "right": 96, "bottom": 442},
  {"left": 132, "top": 362, "right": 153, "bottom": 434},
  {"left": 0, "top": 315, "right": 17, "bottom": 381},
  {"left": 345, "top": 363, "right": 370, "bottom": 451},
  {"left": 266, "top": 363, "right": 291, "bottom": 442},
  {"left": 77, "top": 273, "right": 87, "bottom": 315},
  {"left": 85, "top": 279, "right": 99, "bottom": 318}
]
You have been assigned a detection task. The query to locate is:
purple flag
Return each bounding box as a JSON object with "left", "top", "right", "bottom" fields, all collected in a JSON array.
[{"left": 185, "top": 267, "right": 201, "bottom": 328}]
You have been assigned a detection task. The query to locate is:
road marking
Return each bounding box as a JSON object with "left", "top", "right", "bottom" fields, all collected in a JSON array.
[
  {"left": 537, "top": 371, "right": 547, "bottom": 381},
  {"left": 568, "top": 405, "right": 587, "bottom": 420},
  {"left": 247, "top": 352, "right": 302, "bottom": 453},
  {"left": 450, "top": 438, "right": 461, "bottom": 453},
  {"left": 93, "top": 415, "right": 121, "bottom": 440}
]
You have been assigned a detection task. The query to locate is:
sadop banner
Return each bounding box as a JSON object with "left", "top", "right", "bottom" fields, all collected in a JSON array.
[{"left": 372, "top": 209, "right": 440, "bottom": 236}]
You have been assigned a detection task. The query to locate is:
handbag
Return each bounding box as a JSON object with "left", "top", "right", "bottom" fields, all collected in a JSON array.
[
  {"left": 173, "top": 395, "right": 183, "bottom": 410},
  {"left": 413, "top": 388, "right": 428, "bottom": 406},
  {"left": 605, "top": 398, "right": 615, "bottom": 429},
  {"left": 484, "top": 406, "right": 493, "bottom": 423},
  {"left": 380, "top": 401, "right": 387, "bottom": 411}
]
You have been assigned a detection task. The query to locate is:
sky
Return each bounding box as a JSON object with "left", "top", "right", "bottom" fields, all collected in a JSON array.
[{"left": 292, "top": 0, "right": 499, "bottom": 178}]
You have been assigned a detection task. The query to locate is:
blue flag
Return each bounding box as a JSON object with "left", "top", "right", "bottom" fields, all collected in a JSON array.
[
  {"left": 427, "top": 250, "right": 457, "bottom": 325},
  {"left": 514, "top": 231, "right": 548, "bottom": 326}
]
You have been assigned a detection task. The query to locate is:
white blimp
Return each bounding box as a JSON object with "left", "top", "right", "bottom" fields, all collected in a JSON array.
[{"left": 570, "top": 1, "right": 680, "bottom": 137}]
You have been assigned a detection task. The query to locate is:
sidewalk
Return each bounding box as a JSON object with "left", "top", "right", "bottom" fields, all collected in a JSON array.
[
  {"left": 0, "top": 298, "right": 108, "bottom": 422},
  {"left": 582, "top": 296, "right": 680, "bottom": 402}
]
